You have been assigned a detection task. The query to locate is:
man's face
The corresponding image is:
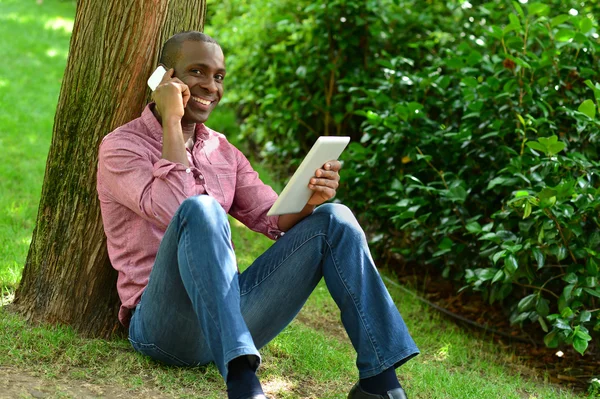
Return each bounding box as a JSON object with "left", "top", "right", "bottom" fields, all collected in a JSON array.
[{"left": 173, "top": 41, "right": 225, "bottom": 124}]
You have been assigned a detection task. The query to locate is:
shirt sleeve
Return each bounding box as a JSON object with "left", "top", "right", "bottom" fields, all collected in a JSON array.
[
  {"left": 228, "top": 147, "right": 283, "bottom": 240},
  {"left": 97, "top": 133, "right": 196, "bottom": 230}
]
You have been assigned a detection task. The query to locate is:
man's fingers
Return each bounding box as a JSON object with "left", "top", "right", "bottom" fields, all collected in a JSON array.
[
  {"left": 308, "top": 185, "right": 337, "bottom": 200},
  {"left": 309, "top": 178, "right": 339, "bottom": 189},
  {"left": 323, "top": 160, "right": 342, "bottom": 172},
  {"left": 178, "top": 82, "right": 191, "bottom": 107},
  {"left": 160, "top": 68, "right": 174, "bottom": 84},
  {"left": 315, "top": 169, "right": 339, "bottom": 180}
]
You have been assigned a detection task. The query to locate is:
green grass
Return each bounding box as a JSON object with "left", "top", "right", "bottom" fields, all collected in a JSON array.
[
  {"left": 0, "top": 0, "right": 596, "bottom": 398},
  {"left": 0, "top": 0, "right": 75, "bottom": 292}
]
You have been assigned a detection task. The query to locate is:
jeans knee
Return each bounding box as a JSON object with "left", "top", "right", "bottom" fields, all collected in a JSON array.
[
  {"left": 178, "top": 195, "right": 227, "bottom": 228},
  {"left": 315, "top": 203, "right": 365, "bottom": 239}
]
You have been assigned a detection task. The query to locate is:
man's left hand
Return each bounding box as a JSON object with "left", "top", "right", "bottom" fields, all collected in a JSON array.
[{"left": 307, "top": 160, "right": 342, "bottom": 206}]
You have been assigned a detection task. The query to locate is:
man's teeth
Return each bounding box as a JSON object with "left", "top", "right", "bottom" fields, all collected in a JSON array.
[{"left": 192, "top": 96, "right": 211, "bottom": 105}]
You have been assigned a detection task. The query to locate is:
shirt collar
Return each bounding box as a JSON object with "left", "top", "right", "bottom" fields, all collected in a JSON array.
[{"left": 141, "top": 103, "right": 211, "bottom": 142}]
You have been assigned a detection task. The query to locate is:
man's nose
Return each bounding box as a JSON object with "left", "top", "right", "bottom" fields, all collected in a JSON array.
[{"left": 201, "top": 78, "right": 218, "bottom": 93}]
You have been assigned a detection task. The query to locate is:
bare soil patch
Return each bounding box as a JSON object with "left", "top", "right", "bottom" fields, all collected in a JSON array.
[{"left": 0, "top": 366, "right": 170, "bottom": 399}]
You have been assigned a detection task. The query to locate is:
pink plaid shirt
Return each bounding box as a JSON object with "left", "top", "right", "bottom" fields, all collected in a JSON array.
[{"left": 97, "top": 104, "right": 282, "bottom": 326}]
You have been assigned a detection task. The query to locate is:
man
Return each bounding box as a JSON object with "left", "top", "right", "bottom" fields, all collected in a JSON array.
[{"left": 97, "top": 31, "right": 418, "bottom": 399}]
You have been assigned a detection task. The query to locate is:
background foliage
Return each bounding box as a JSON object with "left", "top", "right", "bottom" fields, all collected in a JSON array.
[{"left": 206, "top": 0, "right": 600, "bottom": 354}]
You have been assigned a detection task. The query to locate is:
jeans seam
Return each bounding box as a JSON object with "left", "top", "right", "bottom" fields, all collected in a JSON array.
[
  {"left": 324, "top": 237, "right": 384, "bottom": 366},
  {"left": 130, "top": 338, "right": 194, "bottom": 367},
  {"left": 239, "top": 232, "right": 328, "bottom": 296},
  {"left": 357, "top": 346, "right": 420, "bottom": 379},
  {"left": 181, "top": 212, "right": 223, "bottom": 335}
]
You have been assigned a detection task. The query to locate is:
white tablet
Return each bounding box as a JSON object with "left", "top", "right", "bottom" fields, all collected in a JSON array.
[{"left": 267, "top": 136, "right": 350, "bottom": 216}]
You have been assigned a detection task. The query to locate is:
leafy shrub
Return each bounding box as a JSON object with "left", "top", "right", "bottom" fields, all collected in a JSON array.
[
  {"left": 207, "top": 0, "right": 397, "bottom": 177},
  {"left": 208, "top": 0, "right": 600, "bottom": 354}
]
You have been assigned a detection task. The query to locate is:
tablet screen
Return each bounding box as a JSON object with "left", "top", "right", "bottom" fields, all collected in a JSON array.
[{"left": 267, "top": 136, "right": 350, "bottom": 216}]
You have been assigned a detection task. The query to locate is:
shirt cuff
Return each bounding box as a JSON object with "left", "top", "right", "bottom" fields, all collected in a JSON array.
[
  {"left": 266, "top": 215, "right": 284, "bottom": 240},
  {"left": 152, "top": 159, "right": 196, "bottom": 195},
  {"left": 152, "top": 159, "right": 193, "bottom": 178}
]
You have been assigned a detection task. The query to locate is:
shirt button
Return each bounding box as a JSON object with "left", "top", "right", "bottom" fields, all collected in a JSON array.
[
  {"left": 199, "top": 174, "right": 204, "bottom": 180},
  {"left": 185, "top": 168, "right": 191, "bottom": 174}
]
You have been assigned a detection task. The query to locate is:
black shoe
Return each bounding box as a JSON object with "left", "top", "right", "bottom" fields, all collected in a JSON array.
[{"left": 347, "top": 382, "right": 408, "bottom": 399}]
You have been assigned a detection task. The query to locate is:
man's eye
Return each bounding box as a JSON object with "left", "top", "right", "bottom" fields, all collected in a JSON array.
[
  {"left": 191, "top": 69, "right": 203, "bottom": 75},
  {"left": 215, "top": 74, "right": 225, "bottom": 81}
]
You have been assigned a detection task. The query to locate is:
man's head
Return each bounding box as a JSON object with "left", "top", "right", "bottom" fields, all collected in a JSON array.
[{"left": 159, "top": 31, "right": 225, "bottom": 124}]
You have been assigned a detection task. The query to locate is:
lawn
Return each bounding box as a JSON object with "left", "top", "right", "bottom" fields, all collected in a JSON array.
[{"left": 0, "top": 0, "right": 596, "bottom": 398}]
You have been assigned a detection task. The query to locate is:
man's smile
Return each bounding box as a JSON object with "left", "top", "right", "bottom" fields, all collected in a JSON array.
[{"left": 191, "top": 96, "right": 213, "bottom": 106}]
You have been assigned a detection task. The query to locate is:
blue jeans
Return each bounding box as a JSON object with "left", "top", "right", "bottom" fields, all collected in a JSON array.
[{"left": 128, "top": 195, "right": 419, "bottom": 380}]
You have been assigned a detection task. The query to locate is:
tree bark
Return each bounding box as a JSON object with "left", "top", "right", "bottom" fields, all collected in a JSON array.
[{"left": 12, "top": 0, "right": 207, "bottom": 339}]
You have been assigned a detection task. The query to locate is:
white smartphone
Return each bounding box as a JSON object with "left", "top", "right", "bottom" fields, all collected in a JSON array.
[
  {"left": 267, "top": 136, "right": 350, "bottom": 216},
  {"left": 147, "top": 65, "right": 167, "bottom": 91}
]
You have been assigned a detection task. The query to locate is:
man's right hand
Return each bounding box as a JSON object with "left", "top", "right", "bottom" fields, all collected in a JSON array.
[{"left": 152, "top": 68, "right": 190, "bottom": 122}]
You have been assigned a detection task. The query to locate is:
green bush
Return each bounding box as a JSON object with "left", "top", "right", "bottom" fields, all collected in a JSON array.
[{"left": 208, "top": 0, "right": 600, "bottom": 354}]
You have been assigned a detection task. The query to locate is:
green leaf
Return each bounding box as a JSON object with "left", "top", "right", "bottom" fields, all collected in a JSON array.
[
  {"left": 509, "top": 13, "right": 522, "bottom": 29},
  {"left": 575, "top": 329, "right": 592, "bottom": 341},
  {"left": 580, "top": 17, "right": 593, "bottom": 34},
  {"left": 578, "top": 99, "right": 596, "bottom": 119},
  {"left": 561, "top": 307, "right": 573, "bottom": 318},
  {"left": 544, "top": 330, "right": 559, "bottom": 348},
  {"left": 538, "top": 187, "right": 557, "bottom": 199},
  {"left": 551, "top": 15, "right": 570, "bottom": 28},
  {"left": 476, "top": 268, "right": 498, "bottom": 282},
  {"left": 538, "top": 135, "right": 558, "bottom": 146},
  {"left": 487, "top": 176, "right": 513, "bottom": 190},
  {"left": 526, "top": 141, "right": 547, "bottom": 154},
  {"left": 512, "top": 2, "right": 525, "bottom": 20},
  {"left": 556, "top": 29, "right": 576, "bottom": 42},
  {"left": 523, "top": 201, "right": 532, "bottom": 218},
  {"left": 448, "top": 186, "right": 467, "bottom": 203},
  {"left": 584, "top": 80, "right": 600, "bottom": 102},
  {"left": 532, "top": 248, "right": 545, "bottom": 269},
  {"left": 583, "top": 288, "right": 600, "bottom": 298},
  {"left": 492, "top": 269, "right": 505, "bottom": 284},
  {"left": 587, "top": 258, "right": 599, "bottom": 275},
  {"left": 518, "top": 294, "right": 537, "bottom": 312},
  {"left": 548, "top": 141, "right": 566, "bottom": 156},
  {"left": 563, "top": 272, "right": 578, "bottom": 284},
  {"left": 492, "top": 250, "right": 507, "bottom": 264},
  {"left": 557, "top": 245, "right": 568, "bottom": 261},
  {"left": 563, "top": 284, "right": 575, "bottom": 300},
  {"left": 580, "top": 310, "right": 592, "bottom": 323},
  {"left": 528, "top": 2, "right": 550, "bottom": 16},
  {"left": 586, "top": 277, "right": 597, "bottom": 288},
  {"left": 466, "top": 221, "right": 482, "bottom": 233},
  {"left": 479, "top": 232, "right": 498, "bottom": 241},
  {"left": 573, "top": 336, "right": 588, "bottom": 355},
  {"left": 461, "top": 77, "right": 478, "bottom": 88},
  {"left": 514, "top": 190, "right": 530, "bottom": 198},
  {"left": 537, "top": 298, "right": 550, "bottom": 317},
  {"left": 438, "top": 236, "right": 453, "bottom": 250},
  {"left": 505, "top": 254, "right": 519, "bottom": 273},
  {"left": 432, "top": 248, "right": 451, "bottom": 257}
]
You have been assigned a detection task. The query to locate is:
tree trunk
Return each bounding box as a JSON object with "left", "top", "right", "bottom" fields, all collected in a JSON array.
[{"left": 12, "top": 0, "right": 207, "bottom": 339}]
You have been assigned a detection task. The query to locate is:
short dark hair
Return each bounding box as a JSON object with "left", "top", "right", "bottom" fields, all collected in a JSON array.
[{"left": 159, "top": 31, "right": 219, "bottom": 68}]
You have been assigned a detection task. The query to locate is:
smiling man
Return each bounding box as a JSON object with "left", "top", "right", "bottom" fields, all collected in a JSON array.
[{"left": 97, "top": 31, "right": 418, "bottom": 399}]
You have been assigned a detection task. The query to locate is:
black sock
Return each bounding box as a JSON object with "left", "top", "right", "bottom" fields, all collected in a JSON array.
[
  {"left": 226, "top": 356, "right": 263, "bottom": 399},
  {"left": 359, "top": 367, "right": 401, "bottom": 395}
]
